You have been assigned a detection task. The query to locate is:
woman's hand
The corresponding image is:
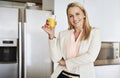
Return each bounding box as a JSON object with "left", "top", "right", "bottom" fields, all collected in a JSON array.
[
  {"left": 59, "top": 58, "right": 66, "bottom": 66},
  {"left": 42, "top": 20, "right": 55, "bottom": 39}
]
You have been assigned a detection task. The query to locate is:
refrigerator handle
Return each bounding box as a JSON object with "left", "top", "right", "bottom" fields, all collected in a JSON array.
[
  {"left": 18, "top": 22, "right": 26, "bottom": 78},
  {"left": 18, "top": 22, "right": 22, "bottom": 78},
  {"left": 19, "top": 8, "right": 26, "bottom": 23},
  {"left": 18, "top": 8, "right": 26, "bottom": 78}
]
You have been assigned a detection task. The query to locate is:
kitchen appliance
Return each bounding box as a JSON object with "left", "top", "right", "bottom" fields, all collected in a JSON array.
[
  {"left": 19, "top": 9, "right": 53, "bottom": 78},
  {"left": 94, "top": 42, "right": 120, "bottom": 66},
  {"left": 0, "top": 7, "right": 19, "bottom": 78},
  {"left": 0, "top": 6, "right": 53, "bottom": 78}
]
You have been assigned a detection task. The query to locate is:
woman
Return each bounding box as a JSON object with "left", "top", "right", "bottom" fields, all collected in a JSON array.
[{"left": 42, "top": 2, "right": 101, "bottom": 78}]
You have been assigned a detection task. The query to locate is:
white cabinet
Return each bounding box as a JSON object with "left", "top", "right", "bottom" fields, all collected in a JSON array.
[
  {"left": 95, "top": 65, "right": 120, "bottom": 78},
  {"left": 84, "top": 0, "right": 120, "bottom": 41}
]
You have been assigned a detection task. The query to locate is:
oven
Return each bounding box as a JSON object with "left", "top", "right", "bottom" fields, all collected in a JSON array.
[{"left": 94, "top": 42, "right": 120, "bottom": 66}]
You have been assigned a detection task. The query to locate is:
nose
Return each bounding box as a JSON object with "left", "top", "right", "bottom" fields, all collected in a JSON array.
[
  {"left": 74, "top": 16, "right": 77, "bottom": 20},
  {"left": 73, "top": 15, "right": 78, "bottom": 21}
]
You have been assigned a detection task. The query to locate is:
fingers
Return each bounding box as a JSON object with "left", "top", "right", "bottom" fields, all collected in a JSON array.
[
  {"left": 42, "top": 20, "right": 50, "bottom": 29},
  {"left": 46, "top": 19, "right": 49, "bottom": 25},
  {"left": 59, "top": 60, "right": 66, "bottom": 66},
  {"left": 41, "top": 19, "right": 56, "bottom": 35}
]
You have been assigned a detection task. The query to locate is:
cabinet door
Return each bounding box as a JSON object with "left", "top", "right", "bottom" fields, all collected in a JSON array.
[{"left": 84, "top": 0, "right": 120, "bottom": 41}]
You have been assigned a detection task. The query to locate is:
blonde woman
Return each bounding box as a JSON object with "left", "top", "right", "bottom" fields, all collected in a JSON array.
[{"left": 42, "top": 2, "right": 101, "bottom": 78}]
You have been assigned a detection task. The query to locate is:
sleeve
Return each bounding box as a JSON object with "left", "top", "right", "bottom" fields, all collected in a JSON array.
[
  {"left": 49, "top": 32, "right": 62, "bottom": 63},
  {"left": 66, "top": 28, "right": 101, "bottom": 70}
]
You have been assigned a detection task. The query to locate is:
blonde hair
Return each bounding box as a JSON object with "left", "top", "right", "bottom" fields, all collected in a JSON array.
[{"left": 66, "top": 2, "right": 92, "bottom": 40}]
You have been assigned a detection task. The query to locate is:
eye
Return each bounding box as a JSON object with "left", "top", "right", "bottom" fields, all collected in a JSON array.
[
  {"left": 76, "top": 13, "right": 80, "bottom": 16},
  {"left": 68, "top": 15, "right": 73, "bottom": 18}
]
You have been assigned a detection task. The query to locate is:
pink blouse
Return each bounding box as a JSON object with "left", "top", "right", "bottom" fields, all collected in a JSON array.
[{"left": 66, "top": 30, "right": 82, "bottom": 59}]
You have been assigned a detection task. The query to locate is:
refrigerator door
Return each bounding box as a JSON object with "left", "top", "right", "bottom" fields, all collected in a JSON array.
[
  {"left": 0, "top": 7, "right": 18, "bottom": 39},
  {"left": 24, "top": 9, "right": 52, "bottom": 78},
  {"left": 0, "top": 7, "right": 18, "bottom": 78}
]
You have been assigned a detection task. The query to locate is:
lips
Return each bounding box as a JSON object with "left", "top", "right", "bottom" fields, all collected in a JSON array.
[{"left": 74, "top": 20, "right": 80, "bottom": 25}]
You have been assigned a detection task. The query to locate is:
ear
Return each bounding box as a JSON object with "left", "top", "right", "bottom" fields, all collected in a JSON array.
[{"left": 83, "top": 16, "right": 86, "bottom": 18}]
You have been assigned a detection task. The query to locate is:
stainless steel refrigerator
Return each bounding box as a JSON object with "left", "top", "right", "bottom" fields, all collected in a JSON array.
[
  {"left": 0, "top": 6, "right": 53, "bottom": 78},
  {"left": 19, "top": 9, "right": 53, "bottom": 78}
]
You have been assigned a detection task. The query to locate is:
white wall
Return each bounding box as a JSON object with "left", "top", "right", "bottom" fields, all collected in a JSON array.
[{"left": 84, "top": 0, "right": 120, "bottom": 42}]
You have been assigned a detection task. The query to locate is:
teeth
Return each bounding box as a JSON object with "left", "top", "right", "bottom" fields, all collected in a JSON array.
[
  {"left": 73, "top": 18, "right": 82, "bottom": 25},
  {"left": 74, "top": 21, "right": 80, "bottom": 24}
]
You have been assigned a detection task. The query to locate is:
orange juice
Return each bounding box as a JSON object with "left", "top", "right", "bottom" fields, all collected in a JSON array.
[{"left": 48, "top": 15, "right": 56, "bottom": 28}]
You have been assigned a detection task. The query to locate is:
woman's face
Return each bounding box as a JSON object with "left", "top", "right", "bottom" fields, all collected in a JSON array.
[{"left": 67, "top": 6, "right": 85, "bottom": 29}]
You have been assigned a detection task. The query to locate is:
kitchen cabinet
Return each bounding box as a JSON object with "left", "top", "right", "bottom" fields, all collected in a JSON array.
[
  {"left": 84, "top": 0, "right": 120, "bottom": 41},
  {"left": 95, "top": 65, "right": 120, "bottom": 78}
]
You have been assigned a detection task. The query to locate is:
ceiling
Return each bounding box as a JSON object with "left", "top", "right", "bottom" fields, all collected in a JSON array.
[{"left": 0, "top": 0, "right": 42, "bottom": 5}]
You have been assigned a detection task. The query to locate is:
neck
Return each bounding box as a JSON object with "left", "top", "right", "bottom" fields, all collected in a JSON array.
[
  {"left": 74, "top": 28, "right": 82, "bottom": 33},
  {"left": 73, "top": 28, "right": 83, "bottom": 40}
]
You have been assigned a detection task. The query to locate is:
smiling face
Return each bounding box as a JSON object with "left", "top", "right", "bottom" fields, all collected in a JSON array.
[
  {"left": 67, "top": 6, "right": 85, "bottom": 30},
  {"left": 67, "top": 2, "right": 92, "bottom": 40}
]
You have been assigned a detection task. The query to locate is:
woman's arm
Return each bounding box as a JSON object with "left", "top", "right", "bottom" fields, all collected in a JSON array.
[
  {"left": 49, "top": 33, "right": 62, "bottom": 63},
  {"left": 66, "top": 28, "right": 101, "bottom": 70},
  {"left": 42, "top": 20, "right": 62, "bottom": 63}
]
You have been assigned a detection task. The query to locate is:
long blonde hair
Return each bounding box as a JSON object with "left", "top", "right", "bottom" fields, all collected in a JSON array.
[{"left": 66, "top": 2, "right": 92, "bottom": 40}]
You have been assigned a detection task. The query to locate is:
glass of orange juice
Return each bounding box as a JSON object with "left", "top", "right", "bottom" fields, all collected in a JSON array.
[{"left": 48, "top": 15, "right": 56, "bottom": 28}]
